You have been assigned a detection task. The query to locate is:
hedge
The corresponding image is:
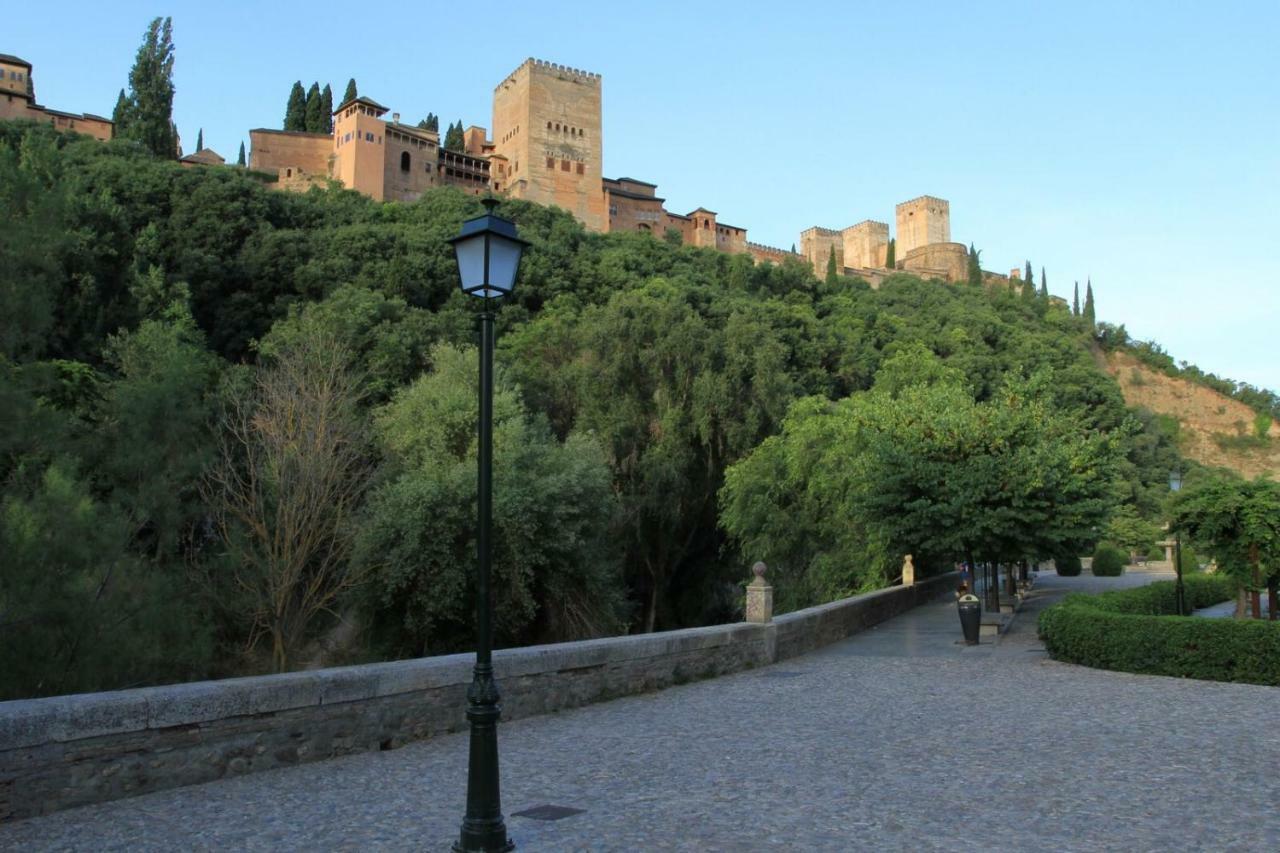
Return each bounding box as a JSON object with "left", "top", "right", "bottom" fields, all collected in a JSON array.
[
  {"left": 1038, "top": 575, "right": 1280, "bottom": 686},
  {"left": 1055, "top": 554, "right": 1082, "bottom": 576},
  {"left": 1091, "top": 542, "right": 1126, "bottom": 576}
]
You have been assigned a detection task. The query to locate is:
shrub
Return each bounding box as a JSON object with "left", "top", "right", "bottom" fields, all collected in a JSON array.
[
  {"left": 1038, "top": 575, "right": 1280, "bottom": 686},
  {"left": 1091, "top": 542, "right": 1127, "bottom": 576},
  {"left": 1146, "top": 544, "right": 1166, "bottom": 562},
  {"left": 1054, "top": 554, "right": 1082, "bottom": 576},
  {"left": 1178, "top": 545, "right": 1199, "bottom": 574}
]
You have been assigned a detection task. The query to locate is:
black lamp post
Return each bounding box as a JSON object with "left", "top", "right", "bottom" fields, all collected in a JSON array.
[
  {"left": 1169, "top": 468, "right": 1186, "bottom": 616},
  {"left": 449, "top": 197, "right": 527, "bottom": 853}
]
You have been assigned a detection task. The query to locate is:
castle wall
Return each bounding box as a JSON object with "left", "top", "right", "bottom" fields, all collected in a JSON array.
[
  {"left": 841, "top": 220, "right": 889, "bottom": 269},
  {"left": 382, "top": 123, "right": 440, "bottom": 202},
  {"left": 492, "top": 59, "right": 605, "bottom": 231},
  {"left": 249, "top": 129, "right": 331, "bottom": 180},
  {"left": 801, "top": 227, "right": 843, "bottom": 276},
  {"left": 900, "top": 242, "right": 968, "bottom": 282},
  {"left": 895, "top": 196, "right": 950, "bottom": 256},
  {"left": 747, "top": 242, "right": 802, "bottom": 266}
]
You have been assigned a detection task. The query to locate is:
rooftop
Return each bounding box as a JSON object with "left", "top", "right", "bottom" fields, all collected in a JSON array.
[
  {"left": 0, "top": 53, "right": 32, "bottom": 69},
  {"left": 333, "top": 95, "right": 389, "bottom": 116}
]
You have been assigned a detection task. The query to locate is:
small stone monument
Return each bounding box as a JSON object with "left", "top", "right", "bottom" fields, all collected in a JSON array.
[
  {"left": 745, "top": 561, "right": 773, "bottom": 624},
  {"left": 901, "top": 554, "right": 915, "bottom": 586}
]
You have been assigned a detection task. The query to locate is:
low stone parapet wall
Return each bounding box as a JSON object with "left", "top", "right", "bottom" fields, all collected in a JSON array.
[{"left": 0, "top": 572, "right": 954, "bottom": 821}]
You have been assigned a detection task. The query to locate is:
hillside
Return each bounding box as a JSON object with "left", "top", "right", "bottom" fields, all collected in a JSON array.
[{"left": 1103, "top": 350, "right": 1280, "bottom": 478}]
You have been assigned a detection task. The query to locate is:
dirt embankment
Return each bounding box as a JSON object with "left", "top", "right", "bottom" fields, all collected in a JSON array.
[{"left": 1101, "top": 351, "right": 1280, "bottom": 479}]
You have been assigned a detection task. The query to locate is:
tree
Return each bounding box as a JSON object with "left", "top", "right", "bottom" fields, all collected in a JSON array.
[
  {"left": 1039, "top": 267, "right": 1048, "bottom": 299},
  {"left": 195, "top": 128, "right": 203, "bottom": 152},
  {"left": 304, "top": 82, "right": 322, "bottom": 133},
  {"left": 826, "top": 246, "right": 838, "bottom": 286},
  {"left": 320, "top": 84, "right": 333, "bottom": 133},
  {"left": 1103, "top": 504, "right": 1160, "bottom": 559},
  {"left": 1171, "top": 476, "right": 1280, "bottom": 619},
  {"left": 205, "top": 334, "right": 374, "bottom": 671},
  {"left": 418, "top": 113, "right": 439, "bottom": 132},
  {"left": 1084, "top": 279, "right": 1096, "bottom": 327},
  {"left": 284, "top": 81, "right": 306, "bottom": 131},
  {"left": 443, "top": 120, "right": 464, "bottom": 151},
  {"left": 967, "top": 242, "right": 982, "bottom": 285},
  {"left": 790, "top": 243, "right": 796, "bottom": 254},
  {"left": 237, "top": 141, "right": 246, "bottom": 166},
  {"left": 1073, "top": 281, "right": 1080, "bottom": 316},
  {"left": 885, "top": 238, "right": 896, "bottom": 269},
  {"left": 116, "top": 16, "right": 178, "bottom": 159},
  {"left": 112, "top": 88, "right": 129, "bottom": 127},
  {"left": 342, "top": 78, "right": 358, "bottom": 104}
]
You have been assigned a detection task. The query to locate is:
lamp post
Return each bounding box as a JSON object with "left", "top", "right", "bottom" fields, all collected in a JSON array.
[
  {"left": 449, "top": 197, "right": 527, "bottom": 853},
  {"left": 1169, "top": 469, "right": 1185, "bottom": 616}
]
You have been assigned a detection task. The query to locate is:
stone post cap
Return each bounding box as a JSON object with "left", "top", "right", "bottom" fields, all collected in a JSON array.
[{"left": 752, "top": 561, "right": 767, "bottom": 581}]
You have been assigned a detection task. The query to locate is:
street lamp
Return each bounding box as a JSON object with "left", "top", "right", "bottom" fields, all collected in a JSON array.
[
  {"left": 1169, "top": 469, "right": 1186, "bottom": 616},
  {"left": 449, "top": 197, "right": 527, "bottom": 853}
]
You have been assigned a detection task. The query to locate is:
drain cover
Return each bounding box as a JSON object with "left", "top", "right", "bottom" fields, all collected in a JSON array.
[
  {"left": 759, "top": 670, "right": 807, "bottom": 679},
  {"left": 512, "top": 805, "right": 586, "bottom": 821}
]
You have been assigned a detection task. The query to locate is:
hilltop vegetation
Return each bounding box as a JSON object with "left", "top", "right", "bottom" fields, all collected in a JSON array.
[{"left": 0, "top": 120, "right": 1222, "bottom": 697}]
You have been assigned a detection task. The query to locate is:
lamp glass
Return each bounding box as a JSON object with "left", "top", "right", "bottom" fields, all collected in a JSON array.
[
  {"left": 453, "top": 233, "right": 488, "bottom": 295},
  {"left": 485, "top": 233, "right": 523, "bottom": 294},
  {"left": 1169, "top": 470, "right": 1182, "bottom": 492}
]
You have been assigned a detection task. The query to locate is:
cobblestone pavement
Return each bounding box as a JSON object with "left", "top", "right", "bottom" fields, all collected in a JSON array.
[{"left": 4, "top": 571, "right": 1278, "bottom": 852}]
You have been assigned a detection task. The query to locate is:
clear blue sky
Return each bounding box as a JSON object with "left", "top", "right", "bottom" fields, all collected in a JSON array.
[{"left": 10, "top": 1, "right": 1279, "bottom": 390}]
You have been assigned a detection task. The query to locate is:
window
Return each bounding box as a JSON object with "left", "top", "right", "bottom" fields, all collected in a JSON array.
[
  {"left": 401, "top": 151, "right": 410, "bottom": 172},
  {"left": 365, "top": 132, "right": 374, "bottom": 142},
  {"left": 286, "top": 168, "right": 292, "bottom": 177},
  {"left": 576, "top": 162, "right": 584, "bottom": 175},
  {"left": 561, "top": 159, "right": 569, "bottom": 171},
  {"left": 546, "top": 157, "right": 554, "bottom": 169}
]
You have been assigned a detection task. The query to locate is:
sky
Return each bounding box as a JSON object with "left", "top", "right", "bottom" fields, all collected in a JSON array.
[{"left": 9, "top": 1, "right": 1279, "bottom": 390}]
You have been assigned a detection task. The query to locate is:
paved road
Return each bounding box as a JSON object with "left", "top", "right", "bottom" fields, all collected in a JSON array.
[{"left": 4, "top": 571, "right": 1278, "bottom": 851}]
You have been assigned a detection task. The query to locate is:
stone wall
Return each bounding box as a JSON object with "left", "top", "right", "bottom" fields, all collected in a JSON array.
[
  {"left": 901, "top": 241, "right": 968, "bottom": 283},
  {"left": 0, "top": 574, "right": 953, "bottom": 821}
]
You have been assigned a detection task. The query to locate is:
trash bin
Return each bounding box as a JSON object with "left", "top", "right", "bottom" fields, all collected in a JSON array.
[{"left": 957, "top": 593, "right": 981, "bottom": 645}]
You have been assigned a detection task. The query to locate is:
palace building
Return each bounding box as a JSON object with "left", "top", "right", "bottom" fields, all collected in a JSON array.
[{"left": 0, "top": 54, "right": 113, "bottom": 141}]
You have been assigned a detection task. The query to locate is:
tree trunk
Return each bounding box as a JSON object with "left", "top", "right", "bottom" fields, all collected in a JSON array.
[
  {"left": 1267, "top": 576, "right": 1278, "bottom": 622},
  {"left": 644, "top": 582, "right": 658, "bottom": 634},
  {"left": 1251, "top": 565, "right": 1263, "bottom": 619},
  {"left": 1234, "top": 587, "right": 1248, "bottom": 619}
]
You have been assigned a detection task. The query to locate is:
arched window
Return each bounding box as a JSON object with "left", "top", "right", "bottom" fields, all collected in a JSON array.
[{"left": 401, "top": 151, "right": 411, "bottom": 172}]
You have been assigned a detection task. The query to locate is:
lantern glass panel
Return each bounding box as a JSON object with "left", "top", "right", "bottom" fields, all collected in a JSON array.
[{"left": 453, "top": 233, "right": 488, "bottom": 294}]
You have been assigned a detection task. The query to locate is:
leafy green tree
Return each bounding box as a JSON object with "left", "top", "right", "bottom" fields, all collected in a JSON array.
[
  {"left": 320, "top": 84, "right": 333, "bottom": 133},
  {"left": 444, "top": 120, "right": 464, "bottom": 151},
  {"left": 116, "top": 16, "right": 178, "bottom": 158},
  {"left": 967, "top": 242, "right": 982, "bottom": 285},
  {"left": 237, "top": 140, "right": 245, "bottom": 166},
  {"left": 418, "top": 113, "right": 439, "bottom": 132},
  {"left": 195, "top": 128, "right": 203, "bottom": 152},
  {"left": 355, "top": 344, "right": 624, "bottom": 656},
  {"left": 343, "top": 78, "right": 358, "bottom": 104},
  {"left": 1171, "top": 476, "right": 1280, "bottom": 618},
  {"left": 1104, "top": 504, "right": 1160, "bottom": 559},
  {"left": 304, "top": 82, "right": 322, "bottom": 133},
  {"left": 826, "top": 245, "right": 838, "bottom": 285},
  {"left": 284, "top": 81, "right": 306, "bottom": 131},
  {"left": 1084, "top": 279, "right": 1096, "bottom": 327}
]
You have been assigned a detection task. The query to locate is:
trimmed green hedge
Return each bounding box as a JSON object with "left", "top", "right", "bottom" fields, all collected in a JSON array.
[
  {"left": 1055, "top": 554, "right": 1082, "bottom": 576},
  {"left": 1091, "top": 542, "right": 1126, "bottom": 576},
  {"left": 1039, "top": 575, "right": 1280, "bottom": 686}
]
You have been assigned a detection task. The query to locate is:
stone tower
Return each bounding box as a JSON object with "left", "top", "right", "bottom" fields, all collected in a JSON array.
[
  {"left": 491, "top": 58, "right": 605, "bottom": 232},
  {"left": 895, "top": 196, "right": 950, "bottom": 256},
  {"left": 841, "top": 220, "right": 889, "bottom": 269},
  {"left": 800, "top": 226, "right": 843, "bottom": 276}
]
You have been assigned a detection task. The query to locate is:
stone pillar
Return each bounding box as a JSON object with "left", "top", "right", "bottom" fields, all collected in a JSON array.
[
  {"left": 745, "top": 561, "right": 773, "bottom": 624},
  {"left": 901, "top": 554, "right": 915, "bottom": 586}
]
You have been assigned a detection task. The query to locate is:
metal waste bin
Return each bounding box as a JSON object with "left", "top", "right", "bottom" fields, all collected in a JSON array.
[{"left": 957, "top": 593, "right": 981, "bottom": 645}]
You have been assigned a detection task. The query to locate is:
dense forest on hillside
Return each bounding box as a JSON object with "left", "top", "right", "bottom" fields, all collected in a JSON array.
[{"left": 0, "top": 121, "right": 1204, "bottom": 698}]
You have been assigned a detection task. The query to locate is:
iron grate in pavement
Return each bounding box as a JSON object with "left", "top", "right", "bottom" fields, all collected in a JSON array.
[
  {"left": 512, "top": 805, "right": 586, "bottom": 822},
  {"left": 758, "top": 670, "right": 808, "bottom": 679}
]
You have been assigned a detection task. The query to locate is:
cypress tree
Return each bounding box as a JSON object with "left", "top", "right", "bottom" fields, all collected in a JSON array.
[
  {"left": 967, "top": 242, "right": 982, "bottom": 285},
  {"left": 826, "top": 246, "right": 838, "bottom": 285},
  {"left": 195, "top": 128, "right": 203, "bottom": 152},
  {"left": 1073, "top": 281, "right": 1080, "bottom": 316},
  {"left": 1024, "top": 260, "right": 1033, "bottom": 284},
  {"left": 304, "top": 82, "right": 322, "bottom": 133},
  {"left": 237, "top": 141, "right": 246, "bottom": 166},
  {"left": 112, "top": 88, "right": 130, "bottom": 127},
  {"left": 26, "top": 69, "right": 34, "bottom": 100},
  {"left": 790, "top": 243, "right": 796, "bottom": 254},
  {"left": 118, "top": 16, "right": 177, "bottom": 159},
  {"left": 1039, "top": 267, "right": 1048, "bottom": 299},
  {"left": 284, "top": 81, "right": 306, "bottom": 131},
  {"left": 886, "top": 238, "right": 896, "bottom": 269},
  {"left": 444, "top": 120, "right": 464, "bottom": 151},
  {"left": 1084, "top": 280, "right": 1096, "bottom": 327},
  {"left": 320, "top": 84, "right": 333, "bottom": 133},
  {"left": 343, "top": 78, "right": 358, "bottom": 104}
]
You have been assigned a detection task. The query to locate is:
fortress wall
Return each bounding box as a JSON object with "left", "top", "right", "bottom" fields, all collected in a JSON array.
[
  {"left": 0, "top": 574, "right": 954, "bottom": 821},
  {"left": 901, "top": 241, "right": 968, "bottom": 282},
  {"left": 249, "top": 129, "right": 331, "bottom": 178}
]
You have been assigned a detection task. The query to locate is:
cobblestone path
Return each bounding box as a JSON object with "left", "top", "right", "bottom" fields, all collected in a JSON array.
[{"left": 4, "top": 572, "right": 1277, "bottom": 851}]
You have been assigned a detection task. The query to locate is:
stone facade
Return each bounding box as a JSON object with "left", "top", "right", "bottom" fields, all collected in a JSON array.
[
  {"left": 0, "top": 573, "right": 955, "bottom": 821},
  {"left": 900, "top": 241, "right": 968, "bottom": 283},
  {"left": 0, "top": 54, "right": 112, "bottom": 141},
  {"left": 842, "top": 220, "right": 890, "bottom": 269},
  {"left": 895, "top": 195, "right": 950, "bottom": 256},
  {"left": 248, "top": 128, "right": 331, "bottom": 179}
]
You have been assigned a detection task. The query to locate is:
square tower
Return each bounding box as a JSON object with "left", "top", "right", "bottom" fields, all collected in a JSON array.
[
  {"left": 841, "top": 220, "right": 889, "bottom": 269},
  {"left": 800, "top": 226, "right": 843, "bottom": 277},
  {"left": 332, "top": 96, "right": 392, "bottom": 201},
  {"left": 895, "top": 196, "right": 950, "bottom": 256},
  {"left": 491, "top": 58, "right": 605, "bottom": 232}
]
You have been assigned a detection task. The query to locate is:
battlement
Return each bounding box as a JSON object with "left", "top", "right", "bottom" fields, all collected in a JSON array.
[
  {"left": 844, "top": 219, "right": 889, "bottom": 232},
  {"left": 497, "top": 57, "right": 601, "bottom": 90},
  {"left": 896, "top": 195, "right": 949, "bottom": 211},
  {"left": 801, "top": 226, "right": 840, "bottom": 237},
  {"left": 746, "top": 241, "right": 800, "bottom": 255}
]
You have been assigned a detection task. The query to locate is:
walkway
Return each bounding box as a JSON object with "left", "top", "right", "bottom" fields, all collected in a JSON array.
[{"left": 3, "top": 571, "right": 1278, "bottom": 851}]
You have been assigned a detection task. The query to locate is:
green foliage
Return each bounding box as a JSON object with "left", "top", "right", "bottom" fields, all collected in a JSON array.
[
  {"left": 1171, "top": 476, "right": 1280, "bottom": 589},
  {"left": 1103, "top": 504, "right": 1159, "bottom": 556},
  {"left": 1055, "top": 554, "right": 1083, "bottom": 576},
  {"left": 356, "top": 344, "right": 624, "bottom": 656},
  {"left": 195, "top": 128, "right": 203, "bottom": 152},
  {"left": 304, "top": 82, "right": 322, "bottom": 133},
  {"left": 343, "top": 78, "right": 358, "bottom": 104},
  {"left": 116, "top": 17, "right": 177, "bottom": 158},
  {"left": 1178, "top": 545, "right": 1199, "bottom": 573},
  {"left": 1073, "top": 281, "right": 1080, "bottom": 316},
  {"left": 444, "top": 120, "right": 464, "bottom": 152},
  {"left": 825, "top": 246, "right": 837, "bottom": 285},
  {"left": 237, "top": 141, "right": 245, "bottom": 166},
  {"left": 419, "top": 113, "right": 439, "bottom": 132},
  {"left": 1090, "top": 542, "right": 1127, "bottom": 576},
  {"left": 1253, "top": 412, "right": 1272, "bottom": 439},
  {"left": 1083, "top": 279, "right": 1096, "bottom": 327},
  {"left": 284, "top": 81, "right": 306, "bottom": 130},
  {"left": 1039, "top": 575, "right": 1280, "bottom": 685},
  {"left": 320, "top": 84, "right": 333, "bottom": 134},
  {"left": 885, "top": 238, "right": 895, "bottom": 269},
  {"left": 966, "top": 243, "right": 981, "bottom": 285}
]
